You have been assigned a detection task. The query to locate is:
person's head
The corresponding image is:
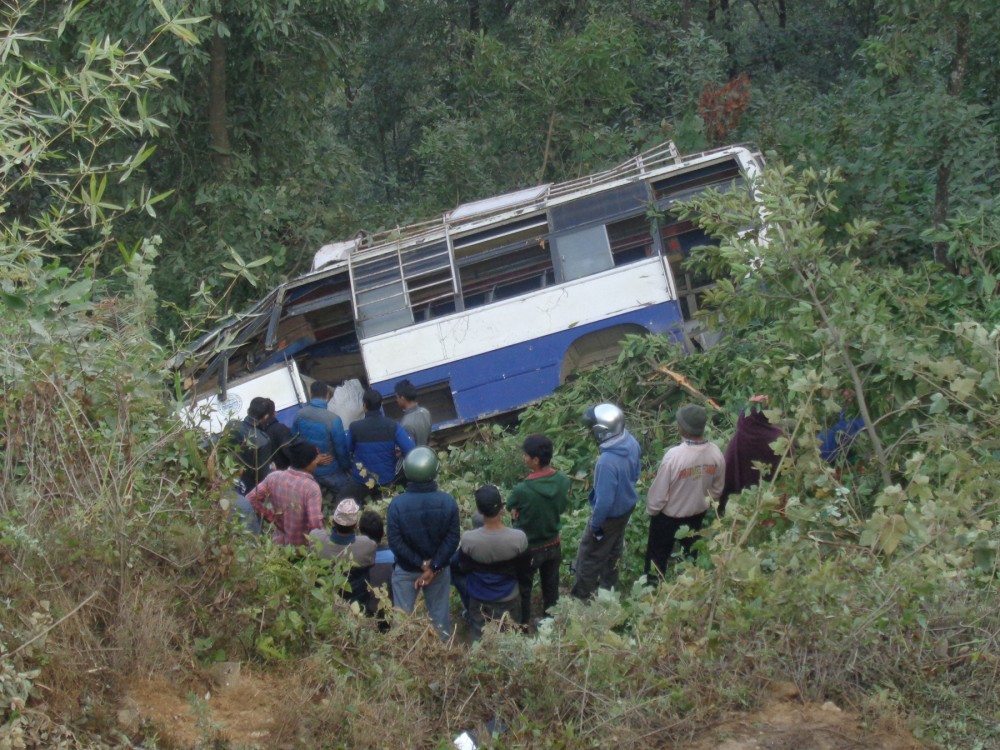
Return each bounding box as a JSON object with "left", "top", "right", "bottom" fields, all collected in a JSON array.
[
  {"left": 582, "top": 403, "right": 625, "bottom": 443},
  {"left": 362, "top": 388, "right": 382, "bottom": 412},
  {"left": 522, "top": 433, "right": 553, "bottom": 469},
  {"left": 359, "top": 510, "right": 384, "bottom": 543},
  {"left": 676, "top": 403, "right": 708, "bottom": 439},
  {"left": 287, "top": 439, "right": 320, "bottom": 471},
  {"left": 310, "top": 381, "right": 331, "bottom": 400},
  {"left": 332, "top": 498, "right": 361, "bottom": 534},
  {"left": 403, "top": 446, "right": 439, "bottom": 482},
  {"left": 394, "top": 379, "right": 418, "bottom": 406},
  {"left": 247, "top": 396, "right": 269, "bottom": 422},
  {"left": 263, "top": 397, "right": 277, "bottom": 418},
  {"left": 474, "top": 484, "right": 504, "bottom": 519}
]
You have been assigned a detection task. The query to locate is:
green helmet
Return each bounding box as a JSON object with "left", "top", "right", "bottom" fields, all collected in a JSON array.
[{"left": 403, "top": 446, "right": 439, "bottom": 482}]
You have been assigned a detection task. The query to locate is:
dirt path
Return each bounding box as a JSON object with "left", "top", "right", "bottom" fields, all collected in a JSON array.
[
  {"left": 690, "top": 698, "right": 924, "bottom": 749},
  {"left": 123, "top": 672, "right": 926, "bottom": 749}
]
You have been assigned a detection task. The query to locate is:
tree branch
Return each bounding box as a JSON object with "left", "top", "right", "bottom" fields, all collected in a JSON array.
[{"left": 794, "top": 266, "right": 893, "bottom": 486}]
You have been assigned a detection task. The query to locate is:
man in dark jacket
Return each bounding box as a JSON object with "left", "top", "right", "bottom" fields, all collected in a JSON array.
[
  {"left": 387, "top": 447, "right": 460, "bottom": 640},
  {"left": 259, "top": 398, "right": 293, "bottom": 470},
  {"left": 343, "top": 388, "right": 415, "bottom": 502},
  {"left": 226, "top": 396, "right": 273, "bottom": 495},
  {"left": 293, "top": 381, "right": 350, "bottom": 498},
  {"left": 507, "top": 433, "right": 570, "bottom": 624}
]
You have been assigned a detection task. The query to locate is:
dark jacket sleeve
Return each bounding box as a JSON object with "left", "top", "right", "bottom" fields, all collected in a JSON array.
[
  {"left": 431, "top": 500, "right": 460, "bottom": 572},
  {"left": 331, "top": 416, "right": 350, "bottom": 471},
  {"left": 386, "top": 502, "right": 424, "bottom": 571}
]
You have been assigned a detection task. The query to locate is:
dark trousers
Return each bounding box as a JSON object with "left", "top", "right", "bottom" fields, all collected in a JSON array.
[
  {"left": 315, "top": 471, "right": 349, "bottom": 513},
  {"left": 468, "top": 594, "right": 521, "bottom": 642},
  {"left": 337, "top": 477, "right": 383, "bottom": 505},
  {"left": 571, "top": 512, "right": 631, "bottom": 600},
  {"left": 644, "top": 511, "right": 707, "bottom": 579},
  {"left": 517, "top": 542, "right": 561, "bottom": 624}
]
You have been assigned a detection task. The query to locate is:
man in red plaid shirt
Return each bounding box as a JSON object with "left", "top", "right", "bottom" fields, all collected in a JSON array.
[{"left": 246, "top": 441, "right": 324, "bottom": 547}]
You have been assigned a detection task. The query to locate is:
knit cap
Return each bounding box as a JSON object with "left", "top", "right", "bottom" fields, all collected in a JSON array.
[{"left": 676, "top": 404, "right": 708, "bottom": 436}]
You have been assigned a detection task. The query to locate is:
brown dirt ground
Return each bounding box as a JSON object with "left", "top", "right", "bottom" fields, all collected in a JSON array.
[
  {"left": 689, "top": 698, "right": 925, "bottom": 750},
  {"left": 123, "top": 672, "right": 927, "bottom": 750},
  {"left": 123, "top": 671, "right": 293, "bottom": 749}
]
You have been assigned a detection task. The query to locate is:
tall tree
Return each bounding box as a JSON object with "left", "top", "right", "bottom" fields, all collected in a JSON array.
[{"left": 856, "top": 0, "right": 999, "bottom": 269}]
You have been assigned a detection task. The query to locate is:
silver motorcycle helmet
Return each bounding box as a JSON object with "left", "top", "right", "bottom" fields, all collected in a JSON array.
[{"left": 582, "top": 403, "right": 625, "bottom": 443}]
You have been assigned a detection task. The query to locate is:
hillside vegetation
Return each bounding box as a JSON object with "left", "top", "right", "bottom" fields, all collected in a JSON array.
[{"left": 1, "top": 1, "right": 998, "bottom": 748}]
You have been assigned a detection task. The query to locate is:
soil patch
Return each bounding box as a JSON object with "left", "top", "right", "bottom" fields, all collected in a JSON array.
[
  {"left": 690, "top": 694, "right": 925, "bottom": 750},
  {"left": 123, "top": 671, "right": 296, "bottom": 749},
  {"left": 124, "top": 672, "right": 927, "bottom": 749}
]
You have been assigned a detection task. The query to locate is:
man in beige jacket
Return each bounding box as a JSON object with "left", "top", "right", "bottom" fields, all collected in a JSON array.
[{"left": 645, "top": 404, "right": 725, "bottom": 579}]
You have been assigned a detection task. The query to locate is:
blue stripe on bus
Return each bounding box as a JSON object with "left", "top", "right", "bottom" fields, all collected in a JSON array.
[{"left": 372, "top": 301, "right": 684, "bottom": 426}]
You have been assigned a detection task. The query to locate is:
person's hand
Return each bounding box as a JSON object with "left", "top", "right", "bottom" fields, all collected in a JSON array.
[
  {"left": 415, "top": 568, "right": 436, "bottom": 589},
  {"left": 317, "top": 453, "right": 334, "bottom": 466}
]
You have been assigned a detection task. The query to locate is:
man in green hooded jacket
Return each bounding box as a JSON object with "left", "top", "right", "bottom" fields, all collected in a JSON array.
[{"left": 507, "top": 433, "right": 570, "bottom": 624}]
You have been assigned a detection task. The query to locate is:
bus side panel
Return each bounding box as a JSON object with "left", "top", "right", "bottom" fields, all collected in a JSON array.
[
  {"left": 182, "top": 361, "right": 307, "bottom": 435},
  {"left": 370, "top": 301, "right": 684, "bottom": 427},
  {"left": 360, "top": 258, "right": 671, "bottom": 385}
]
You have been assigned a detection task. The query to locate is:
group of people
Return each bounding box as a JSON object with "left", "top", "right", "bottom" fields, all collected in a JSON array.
[{"left": 226, "top": 378, "right": 791, "bottom": 641}]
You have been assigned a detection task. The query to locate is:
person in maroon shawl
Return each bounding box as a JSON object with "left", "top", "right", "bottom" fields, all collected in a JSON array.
[{"left": 719, "top": 395, "right": 784, "bottom": 516}]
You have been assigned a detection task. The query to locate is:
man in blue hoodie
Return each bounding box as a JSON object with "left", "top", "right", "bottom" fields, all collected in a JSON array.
[
  {"left": 571, "top": 403, "right": 641, "bottom": 600},
  {"left": 293, "top": 381, "right": 350, "bottom": 500}
]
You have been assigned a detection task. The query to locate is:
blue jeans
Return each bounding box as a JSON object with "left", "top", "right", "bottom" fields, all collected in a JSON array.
[
  {"left": 230, "top": 492, "right": 261, "bottom": 535},
  {"left": 392, "top": 567, "right": 452, "bottom": 641}
]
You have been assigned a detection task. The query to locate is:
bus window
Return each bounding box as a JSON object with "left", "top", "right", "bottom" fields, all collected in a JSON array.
[
  {"left": 552, "top": 224, "right": 613, "bottom": 281},
  {"left": 352, "top": 254, "right": 413, "bottom": 338},
  {"left": 400, "top": 241, "right": 456, "bottom": 321},
  {"left": 652, "top": 160, "right": 742, "bottom": 203},
  {"left": 453, "top": 215, "right": 551, "bottom": 309},
  {"left": 608, "top": 214, "right": 656, "bottom": 266},
  {"left": 458, "top": 239, "right": 553, "bottom": 309},
  {"left": 549, "top": 182, "right": 648, "bottom": 231},
  {"left": 661, "top": 219, "right": 717, "bottom": 320}
]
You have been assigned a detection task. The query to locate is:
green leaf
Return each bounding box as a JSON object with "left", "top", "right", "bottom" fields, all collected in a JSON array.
[
  {"left": 879, "top": 513, "right": 909, "bottom": 556},
  {"left": 1, "top": 291, "right": 28, "bottom": 310}
]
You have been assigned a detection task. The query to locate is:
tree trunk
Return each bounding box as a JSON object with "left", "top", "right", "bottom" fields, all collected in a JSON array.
[
  {"left": 208, "top": 27, "right": 232, "bottom": 174},
  {"left": 718, "top": 0, "right": 737, "bottom": 78},
  {"left": 468, "top": 0, "right": 480, "bottom": 33},
  {"left": 932, "top": 13, "right": 968, "bottom": 272}
]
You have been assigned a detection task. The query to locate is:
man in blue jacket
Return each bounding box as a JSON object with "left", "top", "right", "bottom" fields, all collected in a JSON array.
[
  {"left": 293, "top": 381, "right": 350, "bottom": 500},
  {"left": 387, "top": 447, "right": 460, "bottom": 640},
  {"left": 343, "top": 388, "right": 415, "bottom": 503},
  {"left": 571, "top": 403, "right": 641, "bottom": 600}
]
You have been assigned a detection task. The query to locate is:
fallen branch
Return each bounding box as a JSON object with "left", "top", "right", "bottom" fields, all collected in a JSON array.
[
  {"left": 654, "top": 364, "right": 721, "bottom": 410},
  {"left": 4, "top": 591, "right": 99, "bottom": 659}
]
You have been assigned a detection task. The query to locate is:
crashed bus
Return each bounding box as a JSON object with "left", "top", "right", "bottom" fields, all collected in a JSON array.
[{"left": 179, "top": 142, "right": 763, "bottom": 434}]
